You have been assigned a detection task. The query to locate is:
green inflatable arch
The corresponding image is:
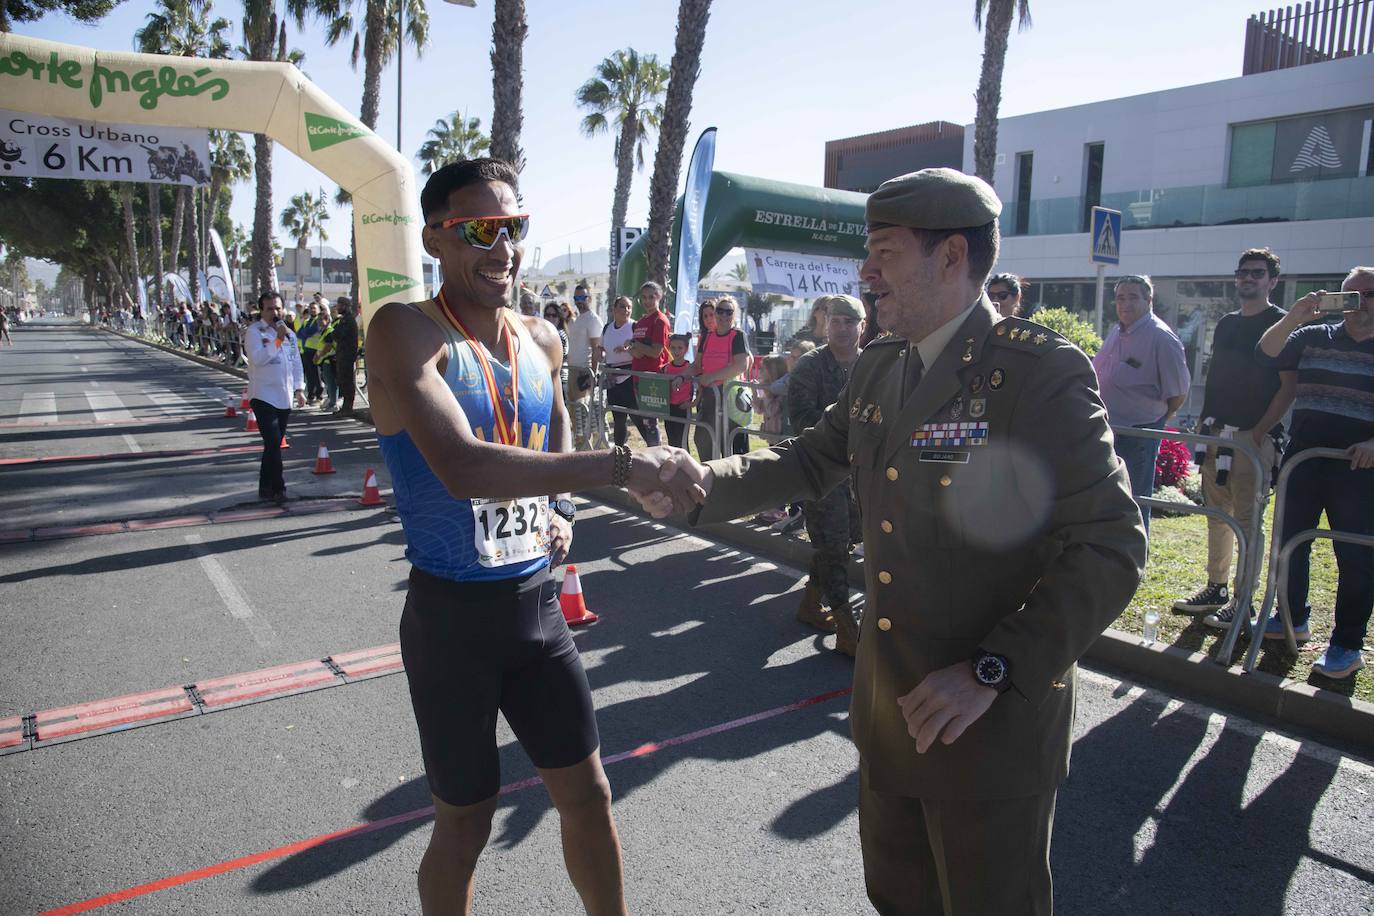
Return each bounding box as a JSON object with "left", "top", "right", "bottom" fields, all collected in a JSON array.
[{"left": 615, "top": 171, "right": 869, "bottom": 309}]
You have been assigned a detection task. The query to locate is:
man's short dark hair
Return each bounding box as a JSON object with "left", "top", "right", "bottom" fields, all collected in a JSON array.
[
  {"left": 1238, "top": 247, "right": 1280, "bottom": 278},
  {"left": 258, "top": 291, "right": 281, "bottom": 308},
  {"left": 911, "top": 221, "right": 1000, "bottom": 285},
  {"left": 420, "top": 158, "right": 520, "bottom": 222}
]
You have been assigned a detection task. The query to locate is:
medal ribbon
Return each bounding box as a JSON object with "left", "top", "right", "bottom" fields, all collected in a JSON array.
[{"left": 435, "top": 289, "right": 520, "bottom": 445}]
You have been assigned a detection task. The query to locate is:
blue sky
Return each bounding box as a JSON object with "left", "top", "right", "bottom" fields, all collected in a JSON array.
[{"left": 23, "top": 0, "right": 1262, "bottom": 265}]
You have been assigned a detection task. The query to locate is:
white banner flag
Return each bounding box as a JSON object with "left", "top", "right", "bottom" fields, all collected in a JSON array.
[
  {"left": 0, "top": 108, "right": 209, "bottom": 185},
  {"left": 745, "top": 248, "right": 861, "bottom": 299}
]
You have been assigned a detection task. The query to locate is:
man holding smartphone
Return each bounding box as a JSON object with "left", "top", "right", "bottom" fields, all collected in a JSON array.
[
  {"left": 246, "top": 291, "right": 306, "bottom": 502},
  {"left": 1256, "top": 267, "right": 1374, "bottom": 680}
]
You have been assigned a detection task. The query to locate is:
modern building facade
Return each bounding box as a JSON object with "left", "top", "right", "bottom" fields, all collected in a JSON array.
[{"left": 824, "top": 33, "right": 1373, "bottom": 414}]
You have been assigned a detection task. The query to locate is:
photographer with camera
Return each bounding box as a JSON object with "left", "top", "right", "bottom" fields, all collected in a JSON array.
[
  {"left": 1255, "top": 267, "right": 1374, "bottom": 680},
  {"left": 246, "top": 291, "right": 306, "bottom": 503}
]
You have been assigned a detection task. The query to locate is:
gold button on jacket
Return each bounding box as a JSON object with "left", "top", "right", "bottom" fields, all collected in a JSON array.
[
  {"left": 877, "top": 617, "right": 892, "bottom": 631},
  {"left": 692, "top": 300, "right": 1147, "bottom": 801}
]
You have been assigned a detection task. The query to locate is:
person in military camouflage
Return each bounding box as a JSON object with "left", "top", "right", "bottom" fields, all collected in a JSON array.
[{"left": 788, "top": 295, "right": 866, "bottom": 655}]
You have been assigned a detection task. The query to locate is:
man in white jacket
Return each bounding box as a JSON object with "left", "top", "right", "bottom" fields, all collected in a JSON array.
[{"left": 247, "top": 291, "right": 306, "bottom": 502}]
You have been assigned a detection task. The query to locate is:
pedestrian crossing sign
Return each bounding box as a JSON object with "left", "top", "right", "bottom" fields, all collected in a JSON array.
[{"left": 1090, "top": 207, "right": 1122, "bottom": 265}]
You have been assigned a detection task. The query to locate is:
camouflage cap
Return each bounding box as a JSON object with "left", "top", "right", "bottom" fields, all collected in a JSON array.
[{"left": 866, "top": 167, "right": 1001, "bottom": 230}]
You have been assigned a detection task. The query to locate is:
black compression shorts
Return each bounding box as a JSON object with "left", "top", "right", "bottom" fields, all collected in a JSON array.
[{"left": 399, "top": 564, "right": 599, "bottom": 807}]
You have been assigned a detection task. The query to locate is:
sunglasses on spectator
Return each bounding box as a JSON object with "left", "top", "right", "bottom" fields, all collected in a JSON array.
[
  {"left": 1234, "top": 268, "right": 1270, "bottom": 279},
  {"left": 429, "top": 214, "right": 530, "bottom": 250},
  {"left": 715, "top": 307, "right": 735, "bottom": 315},
  {"left": 573, "top": 294, "right": 588, "bottom": 302},
  {"left": 987, "top": 290, "right": 1014, "bottom": 301}
]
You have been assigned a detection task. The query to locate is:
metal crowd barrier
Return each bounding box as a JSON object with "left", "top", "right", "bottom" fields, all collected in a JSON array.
[
  {"left": 1243, "top": 448, "right": 1374, "bottom": 673},
  {"left": 1111, "top": 425, "right": 1270, "bottom": 666},
  {"left": 597, "top": 366, "right": 720, "bottom": 460}
]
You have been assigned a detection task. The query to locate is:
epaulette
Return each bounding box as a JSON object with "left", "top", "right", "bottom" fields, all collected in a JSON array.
[
  {"left": 991, "top": 317, "right": 1062, "bottom": 352},
  {"left": 864, "top": 332, "right": 905, "bottom": 347}
]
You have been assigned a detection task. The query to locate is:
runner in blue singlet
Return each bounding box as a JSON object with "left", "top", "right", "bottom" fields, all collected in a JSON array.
[{"left": 366, "top": 159, "right": 699, "bottom": 916}]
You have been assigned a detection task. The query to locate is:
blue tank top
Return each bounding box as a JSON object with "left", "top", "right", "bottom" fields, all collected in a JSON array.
[{"left": 377, "top": 302, "right": 554, "bottom": 582}]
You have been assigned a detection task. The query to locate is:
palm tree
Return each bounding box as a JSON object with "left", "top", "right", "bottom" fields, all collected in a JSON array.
[
  {"left": 134, "top": 0, "right": 233, "bottom": 307},
  {"left": 304, "top": 0, "right": 430, "bottom": 134},
  {"left": 119, "top": 185, "right": 141, "bottom": 312},
  {"left": 489, "top": 0, "right": 526, "bottom": 169},
  {"left": 205, "top": 130, "right": 252, "bottom": 276},
  {"left": 280, "top": 189, "right": 330, "bottom": 294},
  {"left": 576, "top": 48, "right": 668, "bottom": 297},
  {"left": 243, "top": 0, "right": 291, "bottom": 296},
  {"left": 972, "top": 0, "right": 1032, "bottom": 183},
  {"left": 417, "top": 111, "right": 490, "bottom": 175},
  {"left": 729, "top": 262, "right": 748, "bottom": 284},
  {"left": 643, "top": 0, "right": 712, "bottom": 289},
  {"left": 147, "top": 185, "right": 164, "bottom": 313}
]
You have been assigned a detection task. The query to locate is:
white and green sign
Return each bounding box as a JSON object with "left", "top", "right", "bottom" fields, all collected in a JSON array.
[
  {"left": 305, "top": 112, "right": 367, "bottom": 151},
  {"left": 366, "top": 268, "right": 421, "bottom": 303},
  {"left": 637, "top": 376, "right": 671, "bottom": 416},
  {"left": 0, "top": 109, "right": 209, "bottom": 185}
]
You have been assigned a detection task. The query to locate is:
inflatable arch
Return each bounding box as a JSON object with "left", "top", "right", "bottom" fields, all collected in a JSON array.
[
  {"left": 615, "top": 171, "right": 869, "bottom": 307},
  {"left": 0, "top": 32, "right": 423, "bottom": 327}
]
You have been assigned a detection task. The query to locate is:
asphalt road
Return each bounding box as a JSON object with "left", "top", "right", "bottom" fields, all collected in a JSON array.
[{"left": 1, "top": 322, "right": 1371, "bottom": 915}]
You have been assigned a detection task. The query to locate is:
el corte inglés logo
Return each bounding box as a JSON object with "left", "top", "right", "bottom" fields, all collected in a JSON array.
[
  {"left": 361, "top": 210, "right": 415, "bottom": 226},
  {"left": 304, "top": 112, "right": 367, "bottom": 151},
  {"left": 366, "top": 268, "right": 420, "bottom": 302}
]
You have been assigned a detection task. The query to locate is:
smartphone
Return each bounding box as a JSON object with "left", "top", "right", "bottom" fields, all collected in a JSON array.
[{"left": 1314, "top": 291, "right": 1361, "bottom": 314}]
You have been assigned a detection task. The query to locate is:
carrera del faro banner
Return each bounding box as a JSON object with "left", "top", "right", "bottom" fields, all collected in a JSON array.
[
  {"left": 0, "top": 109, "right": 210, "bottom": 185},
  {"left": 745, "top": 248, "right": 861, "bottom": 299}
]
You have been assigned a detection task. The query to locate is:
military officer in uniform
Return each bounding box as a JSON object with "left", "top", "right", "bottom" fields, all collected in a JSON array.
[
  {"left": 640, "top": 168, "right": 1147, "bottom": 915},
  {"left": 788, "top": 294, "right": 867, "bottom": 654}
]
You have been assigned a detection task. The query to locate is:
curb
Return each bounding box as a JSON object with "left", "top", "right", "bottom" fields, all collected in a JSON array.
[{"left": 584, "top": 485, "right": 1374, "bottom": 749}]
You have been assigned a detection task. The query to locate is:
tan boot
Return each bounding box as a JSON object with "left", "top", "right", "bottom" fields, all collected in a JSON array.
[
  {"left": 796, "top": 580, "right": 836, "bottom": 632},
  {"left": 832, "top": 602, "right": 859, "bottom": 658}
]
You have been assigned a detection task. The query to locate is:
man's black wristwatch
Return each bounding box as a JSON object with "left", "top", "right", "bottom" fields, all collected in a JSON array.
[
  {"left": 552, "top": 498, "right": 577, "bottom": 525},
  {"left": 972, "top": 649, "right": 1012, "bottom": 694}
]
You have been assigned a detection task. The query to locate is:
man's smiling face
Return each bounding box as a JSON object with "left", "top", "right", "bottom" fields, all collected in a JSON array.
[{"left": 424, "top": 180, "right": 522, "bottom": 311}]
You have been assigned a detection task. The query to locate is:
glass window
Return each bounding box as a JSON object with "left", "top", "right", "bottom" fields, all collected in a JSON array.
[
  {"left": 1015, "top": 152, "right": 1033, "bottom": 236},
  {"left": 1229, "top": 121, "right": 1276, "bottom": 187},
  {"left": 1081, "top": 143, "right": 1104, "bottom": 232}
]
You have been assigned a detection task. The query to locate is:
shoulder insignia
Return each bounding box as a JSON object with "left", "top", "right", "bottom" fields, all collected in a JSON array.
[{"left": 991, "top": 318, "right": 1064, "bottom": 354}]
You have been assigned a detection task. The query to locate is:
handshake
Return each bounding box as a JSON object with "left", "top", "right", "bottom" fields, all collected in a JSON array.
[{"left": 625, "top": 446, "right": 714, "bottom": 519}]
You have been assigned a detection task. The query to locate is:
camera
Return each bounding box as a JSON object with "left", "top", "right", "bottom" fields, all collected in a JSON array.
[{"left": 1313, "top": 291, "right": 1361, "bottom": 314}]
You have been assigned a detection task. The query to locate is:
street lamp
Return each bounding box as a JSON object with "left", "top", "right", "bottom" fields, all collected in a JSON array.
[{"left": 397, "top": 0, "right": 477, "bottom": 151}]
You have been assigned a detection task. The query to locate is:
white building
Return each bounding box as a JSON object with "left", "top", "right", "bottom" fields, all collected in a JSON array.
[{"left": 974, "top": 53, "right": 1373, "bottom": 404}]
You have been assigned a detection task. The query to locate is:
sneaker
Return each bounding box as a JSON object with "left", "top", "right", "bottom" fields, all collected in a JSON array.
[
  {"left": 1174, "top": 582, "right": 1229, "bottom": 614},
  {"left": 1203, "top": 603, "right": 1254, "bottom": 632},
  {"left": 320, "top": 400, "right": 336, "bottom": 411},
  {"left": 1312, "top": 645, "right": 1365, "bottom": 680},
  {"left": 754, "top": 508, "right": 788, "bottom": 524},
  {"left": 772, "top": 510, "right": 805, "bottom": 534},
  {"left": 1262, "top": 615, "right": 1311, "bottom": 644},
  {"left": 852, "top": 543, "right": 865, "bottom": 559}
]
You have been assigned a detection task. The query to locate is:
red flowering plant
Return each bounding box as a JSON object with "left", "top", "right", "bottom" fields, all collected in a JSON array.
[{"left": 1155, "top": 433, "right": 1193, "bottom": 488}]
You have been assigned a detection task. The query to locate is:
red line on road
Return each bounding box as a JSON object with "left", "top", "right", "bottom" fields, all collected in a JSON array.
[
  {"left": 0, "top": 443, "right": 262, "bottom": 467},
  {"left": 37, "top": 686, "right": 853, "bottom": 914}
]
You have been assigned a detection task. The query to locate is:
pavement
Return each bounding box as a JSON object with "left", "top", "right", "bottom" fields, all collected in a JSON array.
[{"left": 1, "top": 320, "right": 1372, "bottom": 915}]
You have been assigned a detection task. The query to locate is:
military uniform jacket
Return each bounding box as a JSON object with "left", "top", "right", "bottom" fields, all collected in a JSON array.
[
  {"left": 788, "top": 344, "right": 855, "bottom": 432},
  {"left": 696, "top": 298, "right": 1146, "bottom": 800}
]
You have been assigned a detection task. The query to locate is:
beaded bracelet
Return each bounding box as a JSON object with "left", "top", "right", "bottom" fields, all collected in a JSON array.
[{"left": 611, "top": 445, "right": 632, "bottom": 487}]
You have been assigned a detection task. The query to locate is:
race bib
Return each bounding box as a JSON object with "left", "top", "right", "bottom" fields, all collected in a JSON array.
[{"left": 471, "top": 496, "right": 549, "bottom": 568}]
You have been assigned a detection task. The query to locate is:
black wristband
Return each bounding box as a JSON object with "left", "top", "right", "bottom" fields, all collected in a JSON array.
[{"left": 611, "top": 445, "right": 632, "bottom": 487}]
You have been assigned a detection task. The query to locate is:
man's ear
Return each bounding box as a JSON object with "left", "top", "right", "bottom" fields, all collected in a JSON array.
[
  {"left": 941, "top": 234, "right": 968, "bottom": 280},
  {"left": 421, "top": 225, "right": 440, "bottom": 259}
]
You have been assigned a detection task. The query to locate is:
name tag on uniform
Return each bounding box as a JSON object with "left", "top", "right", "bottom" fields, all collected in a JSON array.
[
  {"left": 910, "top": 421, "right": 989, "bottom": 448},
  {"left": 920, "top": 450, "right": 969, "bottom": 463},
  {"left": 472, "top": 496, "right": 549, "bottom": 568}
]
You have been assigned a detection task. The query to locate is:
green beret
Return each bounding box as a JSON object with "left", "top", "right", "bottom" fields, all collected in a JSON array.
[{"left": 866, "top": 168, "right": 1001, "bottom": 231}]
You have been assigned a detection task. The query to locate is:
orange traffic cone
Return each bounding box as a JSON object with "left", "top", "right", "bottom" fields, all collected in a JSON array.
[
  {"left": 240, "top": 389, "right": 249, "bottom": 410},
  {"left": 312, "top": 442, "right": 336, "bottom": 475},
  {"left": 359, "top": 468, "right": 384, "bottom": 506},
  {"left": 559, "top": 565, "right": 598, "bottom": 626},
  {"left": 224, "top": 399, "right": 237, "bottom": 418},
  {"left": 245, "top": 409, "right": 258, "bottom": 433},
  {"left": 280, "top": 435, "right": 290, "bottom": 449}
]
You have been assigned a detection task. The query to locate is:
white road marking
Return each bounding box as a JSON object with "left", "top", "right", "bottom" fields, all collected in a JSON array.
[
  {"left": 184, "top": 533, "right": 278, "bottom": 648},
  {"left": 199, "top": 386, "right": 236, "bottom": 407},
  {"left": 84, "top": 390, "right": 133, "bottom": 422},
  {"left": 19, "top": 392, "right": 57, "bottom": 425},
  {"left": 121, "top": 433, "right": 142, "bottom": 453},
  {"left": 146, "top": 389, "right": 190, "bottom": 415},
  {"left": 80, "top": 366, "right": 88, "bottom": 373}
]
